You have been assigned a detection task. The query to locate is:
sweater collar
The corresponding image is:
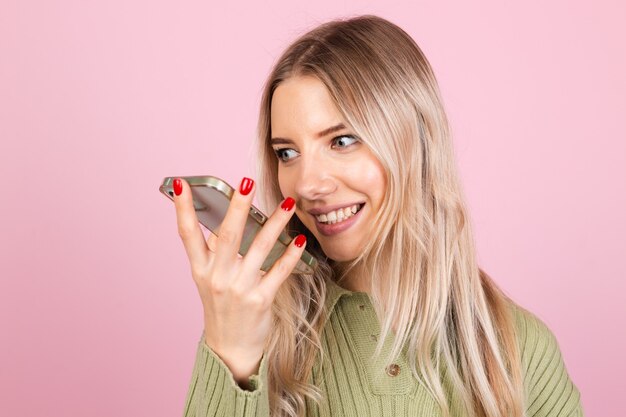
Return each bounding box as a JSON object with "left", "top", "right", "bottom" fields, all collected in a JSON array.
[{"left": 324, "top": 278, "right": 363, "bottom": 313}]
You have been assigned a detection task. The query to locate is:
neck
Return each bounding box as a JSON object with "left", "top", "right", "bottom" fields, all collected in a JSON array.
[{"left": 331, "top": 260, "right": 370, "bottom": 294}]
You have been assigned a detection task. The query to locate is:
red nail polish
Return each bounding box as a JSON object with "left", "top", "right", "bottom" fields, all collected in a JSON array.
[
  {"left": 240, "top": 177, "right": 254, "bottom": 196},
  {"left": 281, "top": 197, "right": 295, "bottom": 211},
  {"left": 173, "top": 178, "right": 182, "bottom": 196},
  {"left": 294, "top": 234, "right": 306, "bottom": 247}
]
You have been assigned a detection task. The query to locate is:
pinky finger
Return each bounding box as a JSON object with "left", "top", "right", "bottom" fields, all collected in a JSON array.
[{"left": 257, "top": 234, "right": 306, "bottom": 300}]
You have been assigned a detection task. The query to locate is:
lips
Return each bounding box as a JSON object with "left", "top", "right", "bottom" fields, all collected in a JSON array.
[{"left": 312, "top": 202, "right": 365, "bottom": 236}]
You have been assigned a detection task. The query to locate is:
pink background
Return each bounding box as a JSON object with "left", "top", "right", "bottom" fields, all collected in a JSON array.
[{"left": 1, "top": 1, "right": 623, "bottom": 416}]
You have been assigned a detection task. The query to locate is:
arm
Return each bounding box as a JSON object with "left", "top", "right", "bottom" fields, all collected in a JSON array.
[{"left": 182, "top": 331, "right": 270, "bottom": 417}]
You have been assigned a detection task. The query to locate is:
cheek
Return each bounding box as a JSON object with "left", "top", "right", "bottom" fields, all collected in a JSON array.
[
  {"left": 356, "top": 157, "right": 386, "bottom": 188},
  {"left": 362, "top": 161, "right": 387, "bottom": 204},
  {"left": 277, "top": 170, "right": 293, "bottom": 198}
]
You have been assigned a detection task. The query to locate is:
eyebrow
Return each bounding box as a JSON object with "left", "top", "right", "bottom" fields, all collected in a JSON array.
[{"left": 270, "top": 123, "right": 346, "bottom": 146}]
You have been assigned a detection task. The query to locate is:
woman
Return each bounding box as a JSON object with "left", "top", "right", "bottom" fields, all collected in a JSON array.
[{"left": 173, "top": 15, "right": 584, "bottom": 417}]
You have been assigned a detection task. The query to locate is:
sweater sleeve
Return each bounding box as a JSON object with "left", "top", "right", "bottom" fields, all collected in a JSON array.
[
  {"left": 514, "top": 307, "right": 585, "bottom": 417},
  {"left": 182, "top": 331, "right": 270, "bottom": 417}
]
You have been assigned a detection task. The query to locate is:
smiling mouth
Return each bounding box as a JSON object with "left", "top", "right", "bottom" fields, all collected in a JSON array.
[{"left": 314, "top": 203, "right": 365, "bottom": 224}]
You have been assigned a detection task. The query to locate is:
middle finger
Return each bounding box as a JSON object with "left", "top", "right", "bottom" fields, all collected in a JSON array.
[{"left": 239, "top": 196, "right": 297, "bottom": 282}]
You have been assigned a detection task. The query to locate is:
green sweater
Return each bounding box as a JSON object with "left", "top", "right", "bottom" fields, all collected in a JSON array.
[{"left": 183, "top": 279, "right": 584, "bottom": 416}]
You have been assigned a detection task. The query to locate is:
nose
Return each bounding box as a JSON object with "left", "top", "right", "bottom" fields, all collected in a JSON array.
[{"left": 293, "top": 153, "right": 337, "bottom": 202}]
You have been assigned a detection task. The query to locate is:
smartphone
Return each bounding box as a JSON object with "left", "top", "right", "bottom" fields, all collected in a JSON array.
[{"left": 159, "top": 175, "right": 318, "bottom": 275}]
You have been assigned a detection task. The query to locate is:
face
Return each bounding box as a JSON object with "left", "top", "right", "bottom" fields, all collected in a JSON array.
[{"left": 270, "top": 75, "right": 387, "bottom": 262}]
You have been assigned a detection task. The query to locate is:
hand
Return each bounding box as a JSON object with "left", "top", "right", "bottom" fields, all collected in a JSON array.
[{"left": 172, "top": 177, "right": 306, "bottom": 385}]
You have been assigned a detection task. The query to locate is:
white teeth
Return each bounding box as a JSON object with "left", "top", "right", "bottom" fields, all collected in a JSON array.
[{"left": 316, "top": 204, "right": 362, "bottom": 224}]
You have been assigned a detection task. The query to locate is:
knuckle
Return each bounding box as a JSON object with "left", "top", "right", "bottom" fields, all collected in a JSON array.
[
  {"left": 208, "top": 280, "right": 228, "bottom": 296},
  {"left": 275, "top": 259, "right": 289, "bottom": 275},
  {"left": 255, "top": 236, "right": 273, "bottom": 251},
  {"left": 273, "top": 250, "right": 298, "bottom": 275},
  {"left": 177, "top": 221, "right": 196, "bottom": 239},
  {"left": 230, "top": 196, "right": 250, "bottom": 212},
  {"left": 230, "top": 283, "right": 248, "bottom": 299},
  {"left": 218, "top": 229, "right": 237, "bottom": 245},
  {"left": 247, "top": 292, "right": 267, "bottom": 310}
]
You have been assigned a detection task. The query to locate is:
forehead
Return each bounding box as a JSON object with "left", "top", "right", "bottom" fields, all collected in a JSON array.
[{"left": 270, "top": 76, "right": 345, "bottom": 137}]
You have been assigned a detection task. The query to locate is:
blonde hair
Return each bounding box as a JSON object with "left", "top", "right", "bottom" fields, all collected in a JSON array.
[{"left": 255, "top": 14, "right": 526, "bottom": 417}]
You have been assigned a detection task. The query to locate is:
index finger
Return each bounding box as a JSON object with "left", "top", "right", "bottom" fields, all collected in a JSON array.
[{"left": 172, "top": 178, "right": 210, "bottom": 266}]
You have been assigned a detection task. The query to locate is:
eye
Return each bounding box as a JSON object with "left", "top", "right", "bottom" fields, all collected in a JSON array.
[
  {"left": 272, "top": 135, "right": 360, "bottom": 164},
  {"left": 273, "top": 147, "right": 299, "bottom": 163},
  {"left": 332, "top": 135, "right": 359, "bottom": 149}
]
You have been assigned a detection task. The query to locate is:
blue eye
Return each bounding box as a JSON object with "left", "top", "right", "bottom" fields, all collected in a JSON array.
[
  {"left": 274, "top": 148, "right": 298, "bottom": 163},
  {"left": 273, "top": 135, "right": 360, "bottom": 163},
  {"left": 332, "top": 135, "right": 359, "bottom": 148}
]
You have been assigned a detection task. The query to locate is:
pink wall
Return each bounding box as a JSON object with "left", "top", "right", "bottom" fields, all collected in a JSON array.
[{"left": 1, "top": 1, "right": 623, "bottom": 416}]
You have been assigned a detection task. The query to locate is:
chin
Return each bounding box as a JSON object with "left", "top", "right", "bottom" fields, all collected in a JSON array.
[{"left": 318, "top": 241, "right": 361, "bottom": 263}]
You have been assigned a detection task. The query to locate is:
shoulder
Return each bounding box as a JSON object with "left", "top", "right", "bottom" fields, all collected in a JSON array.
[
  {"left": 510, "top": 303, "right": 559, "bottom": 355},
  {"left": 508, "top": 303, "right": 585, "bottom": 416},
  {"left": 509, "top": 303, "right": 567, "bottom": 379}
]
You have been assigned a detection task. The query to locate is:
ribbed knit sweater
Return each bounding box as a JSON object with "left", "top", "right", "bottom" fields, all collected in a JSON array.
[{"left": 183, "top": 279, "right": 584, "bottom": 416}]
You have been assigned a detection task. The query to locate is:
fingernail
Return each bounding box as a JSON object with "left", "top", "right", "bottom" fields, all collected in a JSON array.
[
  {"left": 294, "top": 234, "right": 306, "bottom": 247},
  {"left": 174, "top": 178, "right": 182, "bottom": 196},
  {"left": 281, "top": 197, "right": 295, "bottom": 211},
  {"left": 240, "top": 177, "right": 254, "bottom": 196}
]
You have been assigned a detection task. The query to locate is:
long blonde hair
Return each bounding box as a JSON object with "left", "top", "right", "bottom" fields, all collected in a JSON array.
[{"left": 255, "top": 14, "right": 526, "bottom": 417}]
